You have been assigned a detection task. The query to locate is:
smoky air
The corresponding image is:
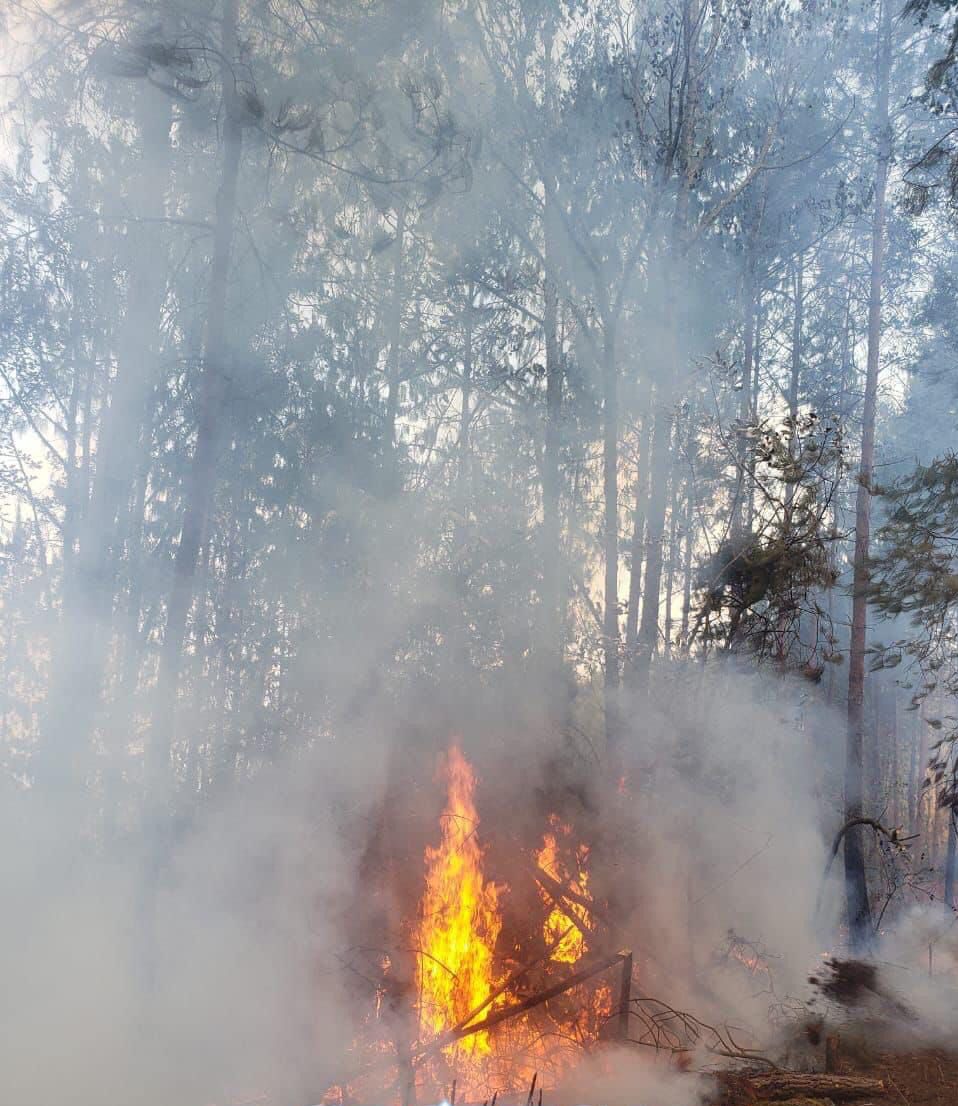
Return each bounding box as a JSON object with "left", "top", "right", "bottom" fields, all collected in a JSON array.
[{"left": 1, "top": 2, "right": 957, "bottom": 1106}]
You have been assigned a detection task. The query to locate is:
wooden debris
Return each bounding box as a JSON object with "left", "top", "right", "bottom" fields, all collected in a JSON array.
[{"left": 746, "top": 1072, "right": 884, "bottom": 1100}]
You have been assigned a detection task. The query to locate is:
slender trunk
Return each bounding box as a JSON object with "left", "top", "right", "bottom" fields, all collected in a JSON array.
[
  {"left": 945, "top": 807, "right": 957, "bottom": 910},
  {"left": 631, "top": 399, "right": 672, "bottom": 687},
  {"left": 785, "top": 254, "right": 803, "bottom": 515},
  {"left": 384, "top": 204, "right": 406, "bottom": 472},
  {"left": 664, "top": 465, "right": 680, "bottom": 657},
  {"left": 625, "top": 391, "right": 653, "bottom": 667},
  {"left": 888, "top": 686, "right": 899, "bottom": 828},
  {"left": 680, "top": 423, "right": 696, "bottom": 649},
  {"left": 62, "top": 359, "right": 81, "bottom": 599},
  {"left": 540, "top": 45, "right": 564, "bottom": 665},
  {"left": 602, "top": 322, "right": 620, "bottom": 750},
  {"left": 102, "top": 444, "right": 151, "bottom": 839},
  {"left": 826, "top": 293, "right": 853, "bottom": 707},
  {"left": 865, "top": 678, "right": 882, "bottom": 817},
  {"left": 735, "top": 274, "right": 757, "bottom": 538},
  {"left": 907, "top": 710, "right": 921, "bottom": 836},
  {"left": 458, "top": 287, "right": 474, "bottom": 494},
  {"left": 36, "top": 86, "right": 172, "bottom": 791},
  {"left": 746, "top": 301, "right": 762, "bottom": 533},
  {"left": 152, "top": 0, "right": 243, "bottom": 792},
  {"left": 541, "top": 252, "right": 564, "bottom": 662},
  {"left": 774, "top": 258, "right": 803, "bottom": 668},
  {"left": 845, "top": 0, "right": 891, "bottom": 950}
]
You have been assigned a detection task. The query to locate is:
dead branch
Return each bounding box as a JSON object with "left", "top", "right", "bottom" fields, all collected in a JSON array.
[
  {"left": 817, "top": 817, "right": 917, "bottom": 918},
  {"left": 447, "top": 924, "right": 576, "bottom": 1036},
  {"left": 825, "top": 818, "right": 913, "bottom": 871},
  {"left": 519, "top": 853, "right": 612, "bottom": 938},
  {"left": 627, "top": 994, "right": 780, "bottom": 1070},
  {"left": 411, "top": 950, "right": 630, "bottom": 1066}
]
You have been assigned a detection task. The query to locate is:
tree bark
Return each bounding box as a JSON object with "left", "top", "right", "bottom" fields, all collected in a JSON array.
[
  {"left": 631, "top": 397, "right": 672, "bottom": 688},
  {"left": 845, "top": 0, "right": 891, "bottom": 950},
  {"left": 664, "top": 463, "right": 680, "bottom": 657},
  {"left": 740, "top": 1072, "right": 885, "bottom": 1101},
  {"left": 746, "top": 300, "right": 763, "bottom": 533},
  {"left": 680, "top": 411, "right": 696, "bottom": 648},
  {"left": 458, "top": 285, "right": 474, "bottom": 494},
  {"left": 625, "top": 394, "right": 653, "bottom": 668},
  {"left": 36, "top": 84, "right": 172, "bottom": 791},
  {"left": 945, "top": 806, "right": 957, "bottom": 910},
  {"left": 383, "top": 203, "right": 406, "bottom": 475},
  {"left": 735, "top": 267, "right": 758, "bottom": 538},
  {"left": 907, "top": 710, "right": 921, "bottom": 837},
  {"left": 602, "top": 322, "right": 621, "bottom": 749},
  {"left": 541, "top": 233, "right": 564, "bottom": 664},
  {"left": 151, "top": 0, "right": 243, "bottom": 793},
  {"left": 784, "top": 253, "right": 803, "bottom": 520}
]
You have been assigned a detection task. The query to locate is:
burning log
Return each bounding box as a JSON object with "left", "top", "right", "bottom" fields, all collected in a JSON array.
[
  {"left": 412, "top": 950, "right": 630, "bottom": 1066},
  {"left": 317, "top": 950, "right": 630, "bottom": 1103},
  {"left": 521, "top": 854, "right": 608, "bottom": 940},
  {"left": 731, "top": 1072, "right": 885, "bottom": 1101},
  {"left": 443, "top": 924, "right": 577, "bottom": 1038}
]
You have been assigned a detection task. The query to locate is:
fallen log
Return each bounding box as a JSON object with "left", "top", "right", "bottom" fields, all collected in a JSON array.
[{"left": 745, "top": 1073, "right": 884, "bottom": 1100}]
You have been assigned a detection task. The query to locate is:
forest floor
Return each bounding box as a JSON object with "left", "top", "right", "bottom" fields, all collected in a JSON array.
[
  {"left": 833, "top": 1044, "right": 958, "bottom": 1106},
  {"left": 713, "top": 1045, "right": 958, "bottom": 1105}
]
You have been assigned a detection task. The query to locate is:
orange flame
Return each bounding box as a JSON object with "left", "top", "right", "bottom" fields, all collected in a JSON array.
[
  {"left": 536, "top": 815, "right": 594, "bottom": 964},
  {"left": 401, "top": 750, "right": 611, "bottom": 1101},
  {"left": 416, "top": 746, "right": 503, "bottom": 1072}
]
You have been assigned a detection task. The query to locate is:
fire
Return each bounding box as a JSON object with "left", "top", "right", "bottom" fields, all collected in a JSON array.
[
  {"left": 329, "top": 746, "right": 616, "bottom": 1103},
  {"left": 415, "top": 746, "right": 503, "bottom": 1068},
  {"left": 536, "top": 815, "right": 594, "bottom": 964}
]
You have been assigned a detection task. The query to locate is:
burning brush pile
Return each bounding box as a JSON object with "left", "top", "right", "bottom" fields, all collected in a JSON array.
[
  {"left": 325, "top": 746, "right": 629, "bottom": 1104},
  {"left": 320, "top": 747, "right": 914, "bottom": 1106}
]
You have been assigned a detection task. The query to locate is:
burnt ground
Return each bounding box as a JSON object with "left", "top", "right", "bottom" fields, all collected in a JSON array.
[
  {"left": 834, "top": 1045, "right": 958, "bottom": 1106},
  {"left": 715, "top": 1047, "right": 958, "bottom": 1106}
]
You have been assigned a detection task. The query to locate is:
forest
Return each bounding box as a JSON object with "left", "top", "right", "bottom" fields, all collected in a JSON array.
[{"left": 3, "top": 1, "right": 958, "bottom": 1104}]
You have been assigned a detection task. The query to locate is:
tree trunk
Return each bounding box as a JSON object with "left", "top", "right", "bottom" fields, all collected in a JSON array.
[
  {"left": 663, "top": 464, "right": 680, "bottom": 657},
  {"left": 845, "top": 0, "right": 891, "bottom": 950},
  {"left": 151, "top": 0, "right": 243, "bottom": 793},
  {"left": 602, "top": 323, "right": 621, "bottom": 750},
  {"left": 907, "top": 710, "right": 921, "bottom": 836},
  {"left": 784, "top": 253, "right": 803, "bottom": 519},
  {"left": 383, "top": 203, "right": 406, "bottom": 473},
  {"left": 61, "top": 339, "right": 81, "bottom": 600},
  {"left": 680, "top": 411, "right": 696, "bottom": 648},
  {"left": 735, "top": 272, "right": 757, "bottom": 538},
  {"left": 36, "top": 84, "right": 172, "bottom": 791},
  {"left": 884, "top": 681, "right": 893, "bottom": 831},
  {"left": 458, "top": 286, "right": 474, "bottom": 494},
  {"left": 944, "top": 807, "right": 957, "bottom": 910},
  {"left": 631, "top": 397, "right": 672, "bottom": 688},
  {"left": 746, "top": 300, "right": 763, "bottom": 534},
  {"left": 541, "top": 253, "right": 564, "bottom": 664},
  {"left": 625, "top": 389, "right": 653, "bottom": 668}
]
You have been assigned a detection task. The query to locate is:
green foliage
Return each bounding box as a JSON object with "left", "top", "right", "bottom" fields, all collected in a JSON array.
[
  {"left": 695, "top": 411, "right": 843, "bottom": 672},
  {"left": 870, "top": 455, "right": 958, "bottom": 804}
]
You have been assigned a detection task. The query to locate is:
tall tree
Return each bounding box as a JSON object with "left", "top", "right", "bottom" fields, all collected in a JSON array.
[{"left": 844, "top": 0, "right": 892, "bottom": 950}]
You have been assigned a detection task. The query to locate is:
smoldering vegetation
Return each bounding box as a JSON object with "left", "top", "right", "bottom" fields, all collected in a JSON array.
[{"left": 2, "top": 1, "right": 958, "bottom": 1104}]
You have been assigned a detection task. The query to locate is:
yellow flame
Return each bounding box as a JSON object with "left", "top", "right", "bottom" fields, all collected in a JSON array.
[
  {"left": 408, "top": 755, "right": 607, "bottom": 1100},
  {"left": 536, "top": 816, "right": 594, "bottom": 964},
  {"left": 416, "top": 746, "right": 503, "bottom": 1066}
]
